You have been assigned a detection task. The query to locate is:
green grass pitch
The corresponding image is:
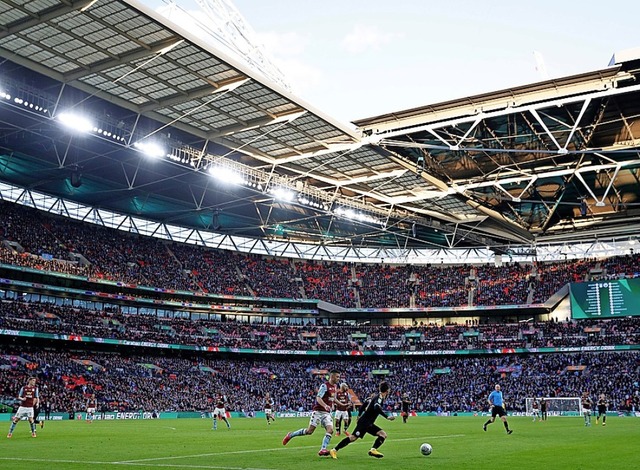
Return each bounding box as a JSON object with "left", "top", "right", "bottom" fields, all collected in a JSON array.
[{"left": 0, "top": 415, "right": 637, "bottom": 469}]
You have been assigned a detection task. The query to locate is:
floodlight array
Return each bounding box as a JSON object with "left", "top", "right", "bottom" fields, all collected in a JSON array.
[{"left": 0, "top": 79, "right": 50, "bottom": 116}]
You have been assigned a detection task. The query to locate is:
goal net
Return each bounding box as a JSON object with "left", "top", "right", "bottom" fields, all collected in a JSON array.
[{"left": 525, "top": 397, "right": 582, "bottom": 417}]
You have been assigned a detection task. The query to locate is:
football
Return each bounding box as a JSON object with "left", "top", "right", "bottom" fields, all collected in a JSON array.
[{"left": 420, "top": 443, "right": 432, "bottom": 456}]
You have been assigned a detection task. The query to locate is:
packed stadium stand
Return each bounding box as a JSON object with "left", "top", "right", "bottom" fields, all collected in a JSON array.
[
  {"left": 1, "top": 207, "right": 639, "bottom": 417},
  {"left": 1, "top": 1, "right": 640, "bottom": 426}
]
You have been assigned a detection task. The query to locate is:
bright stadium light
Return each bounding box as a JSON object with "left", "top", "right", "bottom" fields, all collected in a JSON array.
[
  {"left": 208, "top": 166, "right": 245, "bottom": 185},
  {"left": 134, "top": 141, "right": 165, "bottom": 158},
  {"left": 57, "top": 112, "right": 94, "bottom": 133},
  {"left": 270, "top": 186, "right": 295, "bottom": 201},
  {"left": 334, "top": 206, "right": 382, "bottom": 225}
]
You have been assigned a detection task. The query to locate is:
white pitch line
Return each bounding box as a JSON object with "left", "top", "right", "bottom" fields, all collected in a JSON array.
[
  {"left": 0, "top": 434, "right": 465, "bottom": 469},
  {"left": 394, "top": 433, "right": 466, "bottom": 442},
  {"left": 0, "top": 457, "right": 274, "bottom": 470},
  {"left": 117, "top": 434, "right": 465, "bottom": 464},
  {"left": 115, "top": 444, "right": 319, "bottom": 463}
]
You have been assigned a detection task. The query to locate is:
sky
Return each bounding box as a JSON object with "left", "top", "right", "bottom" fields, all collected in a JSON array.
[{"left": 143, "top": 0, "right": 640, "bottom": 124}]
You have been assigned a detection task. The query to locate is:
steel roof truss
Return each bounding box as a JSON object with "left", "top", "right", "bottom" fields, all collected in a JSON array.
[
  {"left": 574, "top": 163, "right": 622, "bottom": 207},
  {"left": 376, "top": 82, "right": 640, "bottom": 143}
]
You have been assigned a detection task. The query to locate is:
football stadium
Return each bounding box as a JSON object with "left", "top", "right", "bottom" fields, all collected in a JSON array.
[{"left": 0, "top": 1, "right": 639, "bottom": 469}]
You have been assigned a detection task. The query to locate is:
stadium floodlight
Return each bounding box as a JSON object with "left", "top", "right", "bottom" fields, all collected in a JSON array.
[
  {"left": 134, "top": 141, "right": 166, "bottom": 158},
  {"left": 57, "top": 112, "right": 94, "bottom": 133},
  {"left": 0, "top": 90, "right": 10, "bottom": 100},
  {"left": 298, "top": 195, "right": 310, "bottom": 205},
  {"left": 270, "top": 186, "right": 295, "bottom": 201},
  {"left": 334, "top": 206, "right": 383, "bottom": 225},
  {"left": 208, "top": 166, "right": 245, "bottom": 185}
]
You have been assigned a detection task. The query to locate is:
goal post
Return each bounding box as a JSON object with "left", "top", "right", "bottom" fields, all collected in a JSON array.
[{"left": 525, "top": 397, "right": 582, "bottom": 417}]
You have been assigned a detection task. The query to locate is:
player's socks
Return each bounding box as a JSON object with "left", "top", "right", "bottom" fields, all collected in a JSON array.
[
  {"left": 373, "top": 435, "right": 385, "bottom": 448},
  {"left": 321, "top": 433, "right": 331, "bottom": 450},
  {"left": 30, "top": 422, "right": 36, "bottom": 434},
  {"left": 334, "top": 436, "right": 351, "bottom": 451},
  {"left": 8, "top": 422, "right": 16, "bottom": 434},
  {"left": 503, "top": 421, "right": 511, "bottom": 433},
  {"left": 289, "top": 428, "right": 307, "bottom": 438}
]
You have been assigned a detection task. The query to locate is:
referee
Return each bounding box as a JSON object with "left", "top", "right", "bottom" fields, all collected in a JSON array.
[{"left": 483, "top": 384, "right": 513, "bottom": 434}]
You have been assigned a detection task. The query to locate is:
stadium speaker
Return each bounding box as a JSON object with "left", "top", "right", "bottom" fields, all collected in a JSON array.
[
  {"left": 212, "top": 210, "right": 221, "bottom": 230},
  {"left": 70, "top": 170, "right": 82, "bottom": 188}
]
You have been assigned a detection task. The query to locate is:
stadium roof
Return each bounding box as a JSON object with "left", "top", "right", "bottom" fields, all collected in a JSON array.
[{"left": 1, "top": 0, "right": 640, "bottom": 257}]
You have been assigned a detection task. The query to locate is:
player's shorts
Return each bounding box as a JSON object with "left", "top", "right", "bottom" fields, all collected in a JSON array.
[
  {"left": 14, "top": 406, "right": 34, "bottom": 420},
  {"left": 334, "top": 410, "right": 349, "bottom": 421},
  {"left": 583, "top": 408, "right": 591, "bottom": 415},
  {"left": 264, "top": 409, "right": 274, "bottom": 416},
  {"left": 491, "top": 406, "right": 507, "bottom": 418},
  {"left": 213, "top": 407, "right": 226, "bottom": 418},
  {"left": 597, "top": 406, "right": 607, "bottom": 414},
  {"left": 352, "top": 422, "right": 381, "bottom": 439},
  {"left": 87, "top": 408, "right": 96, "bottom": 414},
  {"left": 309, "top": 411, "right": 333, "bottom": 429}
]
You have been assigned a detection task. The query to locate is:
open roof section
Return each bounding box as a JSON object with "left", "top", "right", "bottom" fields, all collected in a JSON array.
[
  {"left": 355, "top": 58, "right": 640, "bottom": 245},
  {"left": 1, "top": 0, "right": 640, "bottom": 257}
]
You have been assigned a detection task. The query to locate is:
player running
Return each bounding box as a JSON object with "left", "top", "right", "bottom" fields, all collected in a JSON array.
[
  {"left": 282, "top": 370, "right": 340, "bottom": 457},
  {"left": 329, "top": 380, "right": 396, "bottom": 459},
  {"left": 596, "top": 394, "right": 608, "bottom": 426},
  {"left": 401, "top": 392, "right": 412, "bottom": 424},
  {"left": 212, "top": 395, "right": 231, "bottom": 430},
  {"left": 582, "top": 391, "right": 593, "bottom": 427},
  {"left": 334, "top": 383, "right": 352, "bottom": 436},
  {"left": 264, "top": 392, "right": 276, "bottom": 425}
]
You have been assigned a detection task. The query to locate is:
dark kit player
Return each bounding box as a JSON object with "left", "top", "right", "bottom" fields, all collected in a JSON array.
[{"left": 329, "top": 381, "right": 396, "bottom": 459}]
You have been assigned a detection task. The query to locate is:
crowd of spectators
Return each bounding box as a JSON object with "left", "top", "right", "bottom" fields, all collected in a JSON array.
[
  {"left": 239, "top": 255, "right": 302, "bottom": 299},
  {"left": 531, "top": 259, "right": 599, "bottom": 303},
  {"left": 1, "top": 299, "right": 639, "bottom": 351},
  {"left": 1, "top": 347, "right": 638, "bottom": 416},
  {"left": 474, "top": 264, "right": 532, "bottom": 306},
  {"left": 413, "top": 264, "right": 471, "bottom": 308},
  {"left": 2, "top": 201, "right": 640, "bottom": 309},
  {"left": 297, "top": 261, "right": 357, "bottom": 308}
]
